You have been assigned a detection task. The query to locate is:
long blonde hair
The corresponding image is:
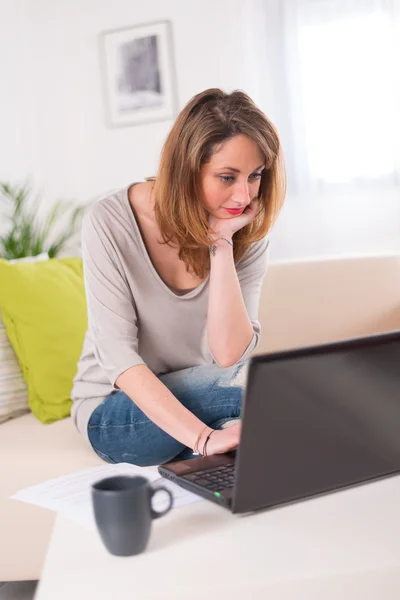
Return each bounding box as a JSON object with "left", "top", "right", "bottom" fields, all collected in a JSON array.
[{"left": 153, "top": 88, "right": 286, "bottom": 279}]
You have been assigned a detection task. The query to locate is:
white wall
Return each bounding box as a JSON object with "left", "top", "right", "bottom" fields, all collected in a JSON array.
[
  {"left": 1, "top": 0, "right": 399, "bottom": 260},
  {"left": 24, "top": 0, "right": 255, "bottom": 205},
  {"left": 270, "top": 187, "right": 400, "bottom": 260},
  {"left": 0, "top": 0, "right": 38, "bottom": 183}
]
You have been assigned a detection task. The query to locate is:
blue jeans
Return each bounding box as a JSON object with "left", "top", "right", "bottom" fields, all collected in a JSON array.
[{"left": 87, "top": 361, "right": 248, "bottom": 466}]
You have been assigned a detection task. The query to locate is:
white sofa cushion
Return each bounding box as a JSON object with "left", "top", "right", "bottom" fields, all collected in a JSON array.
[
  {"left": 0, "top": 316, "right": 29, "bottom": 423},
  {"left": 257, "top": 255, "right": 400, "bottom": 354}
]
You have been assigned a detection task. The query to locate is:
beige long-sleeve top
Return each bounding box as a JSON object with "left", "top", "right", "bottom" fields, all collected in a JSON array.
[{"left": 71, "top": 187, "right": 269, "bottom": 440}]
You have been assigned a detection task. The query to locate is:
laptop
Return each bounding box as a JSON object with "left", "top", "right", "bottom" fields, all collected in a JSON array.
[{"left": 158, "top": 330, "right": 400, "bottom": 514}]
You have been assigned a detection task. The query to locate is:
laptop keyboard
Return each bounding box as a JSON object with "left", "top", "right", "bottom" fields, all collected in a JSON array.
[{"left": 183, "top": 464, "right": 235, "bottom": 491}]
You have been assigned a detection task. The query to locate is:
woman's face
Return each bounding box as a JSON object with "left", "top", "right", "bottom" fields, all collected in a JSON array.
[{"left": 200, "top": 134, "right": 265, "bottom": 219}]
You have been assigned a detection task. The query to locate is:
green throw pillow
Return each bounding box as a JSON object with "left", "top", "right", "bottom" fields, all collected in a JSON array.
[{"left": 0, "top": 257, "right": 87, "bottom": 423}]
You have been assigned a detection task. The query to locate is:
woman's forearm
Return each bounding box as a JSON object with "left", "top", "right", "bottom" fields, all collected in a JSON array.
[
  {"left": 115, "top": 364, "right": 207, "bottom": 449},
  {"left": 207, "top": 239, "right": 254, "bottom": 367}
]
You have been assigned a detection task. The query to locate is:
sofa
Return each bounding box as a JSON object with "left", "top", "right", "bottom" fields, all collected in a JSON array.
[{"left": 1, "top": 254, "right": 399, "bottom": 582}]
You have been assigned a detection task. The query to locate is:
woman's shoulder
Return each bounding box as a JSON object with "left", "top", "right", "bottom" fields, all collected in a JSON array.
[
  {"left": 84, "top": 181, "right": 153, "bottom": 224},
  {"left": 81, "top": 186, "right": 144, "bottom": 252},
  {"left": 83, "top": 187, "right": 130, "bottom": 225}
]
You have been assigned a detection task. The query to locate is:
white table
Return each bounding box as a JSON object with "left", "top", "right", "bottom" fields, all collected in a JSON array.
[{"left": 35, "top": 475, "right": 400, "bottom": 600}]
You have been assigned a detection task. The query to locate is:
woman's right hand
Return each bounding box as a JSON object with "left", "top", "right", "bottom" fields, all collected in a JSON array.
[{"left": 203, "top": 422, "right": 241, "bottom": 456}]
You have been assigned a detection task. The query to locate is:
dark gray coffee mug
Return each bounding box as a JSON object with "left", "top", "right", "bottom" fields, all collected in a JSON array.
[{"left": 91, "top": 475, "right": 173, "bottom": 556}]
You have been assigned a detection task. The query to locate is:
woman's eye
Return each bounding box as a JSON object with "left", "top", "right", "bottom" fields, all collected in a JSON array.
[{"left": 219, "top": 172, "right": 263, "bottom": 184}]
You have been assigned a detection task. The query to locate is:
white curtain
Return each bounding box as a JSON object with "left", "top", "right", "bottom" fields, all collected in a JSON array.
[{"left": 279, "top": 0, "right": 400, "bottom": 194}]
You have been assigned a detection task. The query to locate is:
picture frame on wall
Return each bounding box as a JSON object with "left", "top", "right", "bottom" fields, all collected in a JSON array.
[{"left": 100, "top": 20, "right": 178, "bottom": 128}]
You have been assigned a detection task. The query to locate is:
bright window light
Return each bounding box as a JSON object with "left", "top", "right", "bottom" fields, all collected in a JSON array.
[{"left": 298, "top": 12, "right": 397, "bottom": 183}]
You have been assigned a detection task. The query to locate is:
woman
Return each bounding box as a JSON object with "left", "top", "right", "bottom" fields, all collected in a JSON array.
[{"left": 71, "top": 88, "right": 286, "bottom": 466}]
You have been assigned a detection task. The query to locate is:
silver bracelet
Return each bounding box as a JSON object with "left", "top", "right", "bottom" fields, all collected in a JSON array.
[{"left": 209, "top": 237, "right": 233, "bottom": 256}]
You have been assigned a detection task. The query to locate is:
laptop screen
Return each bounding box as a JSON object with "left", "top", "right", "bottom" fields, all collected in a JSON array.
[{"left": 233, "top": 331, "right": 400, "bottom": 513}]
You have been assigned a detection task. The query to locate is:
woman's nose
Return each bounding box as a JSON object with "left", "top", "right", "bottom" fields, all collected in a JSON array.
[{"left": 232, "top": 183, "right": 251, "bottom": 207}]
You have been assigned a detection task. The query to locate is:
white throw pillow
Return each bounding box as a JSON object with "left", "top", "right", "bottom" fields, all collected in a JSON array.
[{"left": 0, "top": 253, "right": 49, "bottom": 423}]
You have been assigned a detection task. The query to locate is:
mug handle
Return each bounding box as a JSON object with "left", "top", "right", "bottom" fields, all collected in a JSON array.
[{"left": 150, "top": 486, "right": 174, "bottom": 519}]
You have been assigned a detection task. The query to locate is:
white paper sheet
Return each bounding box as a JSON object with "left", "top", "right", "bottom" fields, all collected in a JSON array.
[{"left": 11, "top": 463, "right": 203, "bottom": 531}]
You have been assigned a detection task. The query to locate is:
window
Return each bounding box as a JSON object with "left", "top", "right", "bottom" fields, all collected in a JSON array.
[{"left": 280, "top": 0, "right": 400, "bottom": 192}]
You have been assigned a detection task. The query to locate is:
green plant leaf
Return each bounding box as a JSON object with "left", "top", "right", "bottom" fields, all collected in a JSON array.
[{"left": 0, "top": 180, "right": 84, "bottom": 259}]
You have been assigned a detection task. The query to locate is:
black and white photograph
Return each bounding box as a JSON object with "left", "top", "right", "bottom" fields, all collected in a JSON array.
[{"left": 100, "top": 21, "right": 177, "bottom": 127}]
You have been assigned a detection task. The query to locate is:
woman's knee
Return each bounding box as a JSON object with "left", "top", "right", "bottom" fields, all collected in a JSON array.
[
  {"left": 89, "top": 425, "right": 185, "bottom": 466},
  {"left": 87, "top": 393, "right": 185, "bottom": 466},
  {"left": 160, "top": 360, "right": 248, "bottom": 412},
  {"left": 88, "top": 418, "right": 185, "bottom": 467},
  {"left": 109, "top": 430, "right": 185, "bottom": 466},
  {"left": 214, "top": 359, "right": 249, "bottom": 389}
]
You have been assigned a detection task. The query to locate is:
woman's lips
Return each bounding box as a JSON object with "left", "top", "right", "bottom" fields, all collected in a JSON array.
[{"left": 224, "top": 208, "right": 245, "bottom": 215}]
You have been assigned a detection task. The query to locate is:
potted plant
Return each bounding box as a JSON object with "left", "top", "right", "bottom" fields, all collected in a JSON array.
[{"left": 0, "top": 182, "right": 85, "bottom": 259}]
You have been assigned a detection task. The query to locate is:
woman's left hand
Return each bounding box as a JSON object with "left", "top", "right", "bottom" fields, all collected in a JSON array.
[{"left": 208, "top": 199, "right": 259, "bottom": 241}]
